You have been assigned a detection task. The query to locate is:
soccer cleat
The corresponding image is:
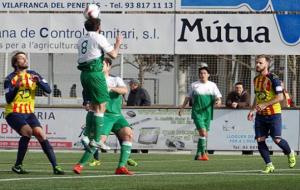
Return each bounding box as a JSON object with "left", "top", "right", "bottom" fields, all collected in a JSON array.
[
  {"left": 261, "top": 163, "right": 275, "bottom": 174},
  {"left": 127, "top": 158, "right": 138, "bottom": 167},
  {"left": 53, "top": 166, "right": 65, "bottom": 175},
  {"left": 11, "top": 165, "right": 29, "bottom": 174},
  {"left": 288, "top": 151, "right": 296, "bottom": 168},
  {"left": 73, "top": 164, "right": 84, "bottom": 174},
  {"left": 89, "top": 159, "right": 101, "bottom": 167},
  {"left": 115, "top": 166, "right": 134, "bottom": 175},
  {"left": 195, "top": 154, "right": 209, "bottom": 161},
  {"left": 89, "top": 140, "right": 111, "bottom": 150}
]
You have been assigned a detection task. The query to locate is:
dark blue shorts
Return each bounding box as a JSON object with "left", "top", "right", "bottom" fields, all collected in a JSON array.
[
  {"left": 254, "top": 114, "right": 282, "bottom": 139},
  {"left": 5, "top": 113, "right": 41, "bottom": 133}
]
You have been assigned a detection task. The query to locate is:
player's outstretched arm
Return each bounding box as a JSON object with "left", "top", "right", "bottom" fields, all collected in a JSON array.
[
  {"left": 110, "top": 86, "right": 128, "bottom": 95},
  {"left": 107, "top": 35, "right": 123, "bottom": 59}
]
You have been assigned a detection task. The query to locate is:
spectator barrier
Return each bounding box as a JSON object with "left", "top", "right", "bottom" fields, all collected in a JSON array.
[{"left": 0, "top": 108, "right": 299, "bottom": 152}]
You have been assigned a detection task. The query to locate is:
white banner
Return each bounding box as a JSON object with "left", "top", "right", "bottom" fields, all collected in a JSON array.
[
  {"left": 0, "top": 108, "right": 299, "bottom": 151},
  {"left": 0, "top": 0, "right": 175, "bottom": 11},
  {"left": 1, "top": 13, "right": 299, "bottom": 54},
  {"left": 208, "top": 110, "right": 300, "bottom": 151},
  {"left": 0, "top": 14, "right": 174, "bottom": 54},
  {"left": 175, "top": 14, "right": 300, "bottom": 55}
]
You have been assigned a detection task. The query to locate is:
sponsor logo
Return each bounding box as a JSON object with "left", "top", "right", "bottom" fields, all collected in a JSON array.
[{"left": 181, "top": 0, "right": 300, "bottom": 45}]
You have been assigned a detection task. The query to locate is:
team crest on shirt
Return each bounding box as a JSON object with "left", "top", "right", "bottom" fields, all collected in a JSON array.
[{"left": 256, "top": 91, "right": 267, "bottom": 101}]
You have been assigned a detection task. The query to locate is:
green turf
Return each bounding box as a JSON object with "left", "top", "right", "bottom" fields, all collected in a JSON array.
[{"left": 0, "top": 151, "right": 299, "bottom": 190}]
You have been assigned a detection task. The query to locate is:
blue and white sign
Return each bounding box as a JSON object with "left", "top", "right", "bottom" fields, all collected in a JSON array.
[
  {"left": 180, "top": 0, "right": 298, "bottom": 11},
  {"left": 177, "top": 0, "right": 300, "bottom": 46},
  {"left": 175, "top": 14, "right": 300, "bottom": 55}
]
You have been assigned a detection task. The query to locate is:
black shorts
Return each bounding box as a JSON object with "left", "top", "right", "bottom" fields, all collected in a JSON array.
[{"left": 5, "top": 113, "right": 41, "bottom": 133}]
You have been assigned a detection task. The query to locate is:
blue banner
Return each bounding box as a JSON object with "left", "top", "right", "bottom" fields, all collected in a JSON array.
[{"left": 180, "top": 0, "right": 300, "bottom": 45}]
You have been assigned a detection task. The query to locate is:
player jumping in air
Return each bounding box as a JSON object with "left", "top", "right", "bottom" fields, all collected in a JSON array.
[
  {"left": 74, "top": 58, "right": 135, "bottom": 175},
  {"left": 77, "top": 17, "right": 122, "bottom": 152}
]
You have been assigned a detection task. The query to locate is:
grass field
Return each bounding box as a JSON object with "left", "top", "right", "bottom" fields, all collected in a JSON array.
[{"left": 0, "top": 151, "right": 299, "bottom": 190}]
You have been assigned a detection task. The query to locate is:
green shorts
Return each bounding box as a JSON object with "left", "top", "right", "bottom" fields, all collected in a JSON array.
[
  {"left": 80, "top": 71, "right": 109, "bottom": 104},
  {"left": 193, "top": 117, "right": 211, "bottom": 131},
  {"left": 101, "top": 114, "right": 130, "bottom": 136}
]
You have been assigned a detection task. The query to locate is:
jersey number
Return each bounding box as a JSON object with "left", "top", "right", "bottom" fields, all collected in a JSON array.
[
  {"left": 81, "top": 40, "right": 88, "bottom": 54},
  {"left": 19, "top": 89, "right": 30, "bottom": 99}
]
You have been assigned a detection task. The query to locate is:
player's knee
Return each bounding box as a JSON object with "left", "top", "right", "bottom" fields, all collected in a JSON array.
[
  {"left": 19, "top": 125, "right": 33, "bottom": 137},
  {"left": 118, "top": 127, "right": 133, "bottom": 141},
  {"left": 124, "top": 133, "right": 133, "bottom": 142},
  {"left": 33, "top": 128, "right": 46, "bottom": 141},
  {"left": 272, "top": 137, "right": 281, "bottom": 144},
  {"left": 21, "top": 131, "right": 32, "bottom": 138},
  {"left": 256, "top": 137, "right": 266, "bottom": 142},
  {"left": 198, "top": 130, "right": 207, "bottom": 137},
  {"left": 126, "top": 130, "right": 133, "bottom": 141}
]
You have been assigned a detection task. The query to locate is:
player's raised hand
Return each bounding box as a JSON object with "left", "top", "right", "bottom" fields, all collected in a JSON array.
[
  {"left": 116, "top": 34, "right": 123, "bottom": 45},
  {"left": 14, "top": 75, "right": 23, "bottom": 87},
  {"left": 30, "top": 74, "right": 40, "bottom": 83}
]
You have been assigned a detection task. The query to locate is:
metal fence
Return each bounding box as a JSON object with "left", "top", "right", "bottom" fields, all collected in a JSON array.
[{"left": 0, "top": 53, "right": 299, "bottom": 106}]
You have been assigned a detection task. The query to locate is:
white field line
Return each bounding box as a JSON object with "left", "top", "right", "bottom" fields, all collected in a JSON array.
[
  {"left": 0, "top": 157, "right": 264, "bottom": 165},
  {"left": 0, "top": 169, "right": 300, "bottom": 182}
]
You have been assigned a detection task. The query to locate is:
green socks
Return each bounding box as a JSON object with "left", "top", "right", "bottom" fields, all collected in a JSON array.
[
  {"left": 79, "top": 148, "right": 97, "bottom": 165},
  {"left": 197, "top": 137, "right": 206, "bottom": 156},
  {"left": 93, "top": 113, "right": 104, "bottom": 142},
  {"left": 118, "top": 141, "right": 132, "bottom": 168},
  {"left": 83, "top": 111, "right": 94, "bottom": 137}
]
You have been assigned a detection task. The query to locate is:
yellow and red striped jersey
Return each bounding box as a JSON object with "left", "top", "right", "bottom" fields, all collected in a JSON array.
[
  {"left": 4, "top": 70, "right": 51, "bottom": 116},
  {"left": 253, "top": 73, "right": 282, "bottom": 115}
]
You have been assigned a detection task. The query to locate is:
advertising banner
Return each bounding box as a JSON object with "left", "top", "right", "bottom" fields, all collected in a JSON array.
[
  {"left": 208, "top": 109, "right": 299, "bottom": 151},
  {"left": 0, "top": 108, "right": 299, "bottom": 151},
  {"left": 175, "top": 14, "right": 300, "bottom": 55},
  {"left": 177, "top": 0, "right": 299, "bottom": 12},
  {"left": 0, "top": 0, "right": 175, "bottom": 12},
  {"left": 0, "top": 14, "right": 174, "bottom": 54}
]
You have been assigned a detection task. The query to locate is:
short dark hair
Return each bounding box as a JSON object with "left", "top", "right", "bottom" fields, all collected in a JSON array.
[
  {"left": 198, "top": 67, "right": 210, "bottom": 74},
  {"left": 235, "top": 82, "right": 243, "bottom": 86},
  {"left": 11, "top": 51, "right": 26, "bottom": 70},
  {"left": 256, "top": 54, "right": 272, "bottom": 63},
  {"left": 84, "top": 18, "right": 101, "bottom": 32}
]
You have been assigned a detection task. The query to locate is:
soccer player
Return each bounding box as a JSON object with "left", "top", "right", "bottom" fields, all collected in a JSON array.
[
  {"left": 179, "top": 64, "right": 222, "bottom": 161},
  {"left": 74, "top": 58, "right": 135, "bottom": 175},
  {"left": 4, "top": 51, "right": 64, "bottom": 175},
  {"left": 77, "top": 17, "right": 122, "bottom": 150},
  {"left": 80, "top": 101, "right": 138, "bottom": 168},
  {"left": 247, "top": 55, "right": 296, "bottom": 174}
]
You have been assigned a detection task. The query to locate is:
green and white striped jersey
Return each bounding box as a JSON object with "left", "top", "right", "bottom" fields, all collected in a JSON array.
[{"left": 188, "top": 81, "right": 222, "bottom": 120}]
